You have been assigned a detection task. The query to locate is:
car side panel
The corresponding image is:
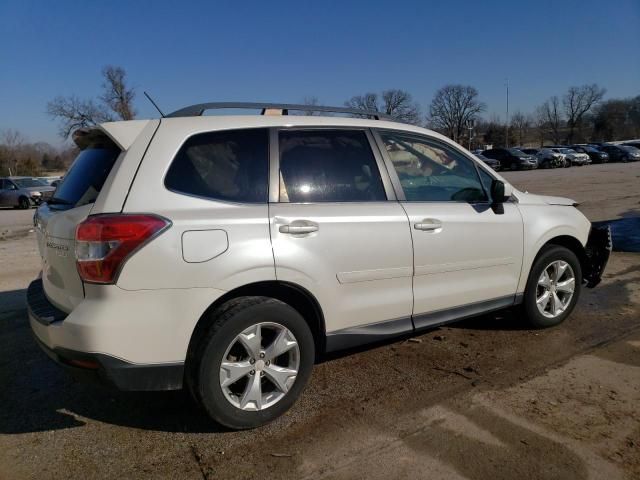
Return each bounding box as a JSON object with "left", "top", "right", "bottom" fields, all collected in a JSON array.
[
  {"left": 515, "top": 204, "right": 591, "bottom": 293},
  {"left": 118, "top": 121, "right": 276, "bottom": 292}
]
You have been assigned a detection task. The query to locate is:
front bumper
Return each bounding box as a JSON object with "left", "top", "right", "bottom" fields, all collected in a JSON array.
[{"left": 583, "top": 225, "right": 612, "bottom": 288}]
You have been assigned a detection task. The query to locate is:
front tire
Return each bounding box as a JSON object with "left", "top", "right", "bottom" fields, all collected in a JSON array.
[
  {"left": 18, "top": 196, "right": 31, "bottom": 209},
  {"left": 188, "top": 296, "right": 315, "bottom": 430},
  {"left": 522, "top": 245, "right": 582, "bottom": 328}
]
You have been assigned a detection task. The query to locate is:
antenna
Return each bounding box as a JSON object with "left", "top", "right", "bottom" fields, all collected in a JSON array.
[{"left": 143, "top": 91, "right": 166, "bottom": 118}]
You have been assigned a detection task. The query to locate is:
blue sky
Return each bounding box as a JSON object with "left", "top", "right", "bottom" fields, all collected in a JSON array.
[{"left": 1, "top": 0, "right": 639, "bottom": 146}]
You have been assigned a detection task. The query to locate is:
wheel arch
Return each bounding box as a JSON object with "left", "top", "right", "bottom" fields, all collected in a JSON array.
[
  {"left": 528, "top": 234, "right": 588, "bottom": 284},
  {"left": 185, "top": 281, "right": 327, "bottom": 365}
]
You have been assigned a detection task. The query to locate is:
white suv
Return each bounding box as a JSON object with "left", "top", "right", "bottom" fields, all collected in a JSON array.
[{"left": 28, "top": 102, "right": 611, "bottom": 429}]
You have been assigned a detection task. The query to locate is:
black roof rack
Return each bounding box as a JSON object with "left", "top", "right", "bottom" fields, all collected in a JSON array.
[{"left": 166, "top": 102, "right": 392, "bottom": 120}]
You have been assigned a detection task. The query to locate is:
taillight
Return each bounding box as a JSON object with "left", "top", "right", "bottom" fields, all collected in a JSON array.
[{"left": 75, "top": 214, "right": 170, "bottom": 284}]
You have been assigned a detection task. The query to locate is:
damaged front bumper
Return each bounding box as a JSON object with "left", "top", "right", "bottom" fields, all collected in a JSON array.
[{"left": 583, "top": 224, "right": 612, "bottom": 288}]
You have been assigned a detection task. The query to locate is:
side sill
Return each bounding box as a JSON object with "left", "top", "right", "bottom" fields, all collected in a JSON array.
[
  {"left": 413, "top": 295, "right": 516, "bottom": 331},
  {"left": 325, "top": 295, "right": 518, "bottom": 353},
  {"left": 325, "top": 316, "right": 413, "bottom": 352}
]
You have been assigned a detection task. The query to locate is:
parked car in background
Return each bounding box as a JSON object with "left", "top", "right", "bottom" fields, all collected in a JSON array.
[
  {"left": 482, "top": 148, "right": 538, "bottom": 170},
  {"left": 475, "top": 153, "right": 500, "bottom": 171},
  {"left": 37, "top": 176, "right": 62, "bottom": 186},
  {"left": 0, "top": 177, "right": 56, "bottom": 208},
  {"left": 598, "top": 144, "right": 640, "bottom": 162},
  {"left": 622, "top": 141, "right": 640, "bottom": 150},
  {"left": 520, "top": 148, "right": 563, "bottom": 168},
  {"left": 570, "top": 145, "right": 609, "bottom": 163},
  {"left": 547, "top": 147, "right": 590, "bottom": 167}
]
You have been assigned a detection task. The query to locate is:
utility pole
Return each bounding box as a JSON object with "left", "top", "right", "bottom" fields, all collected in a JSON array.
[
  {"left": 468, "top": 121, "right": 474, "bottom": 150},
  {"left": 505, "top": 78, "right": 510, "bottom": 148}
]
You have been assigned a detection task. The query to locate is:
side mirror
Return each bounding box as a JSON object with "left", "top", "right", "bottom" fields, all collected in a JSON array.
[{"left": 490, "top": 179, "right": 507, "bottom": 204}]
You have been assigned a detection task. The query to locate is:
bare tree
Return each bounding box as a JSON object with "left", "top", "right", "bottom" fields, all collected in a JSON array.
[
  {"left": 345, "top": 89, "right": 421, "bottom": 124},
  {"left": 1, "top": 129, "right": 26, "bottom": 175},
  {"left": 428, "top": 85, "right": 485, "bottom": 142},
  {"left": 47, "top": 65, "right": 135, "bottom": 138},
  {"left": 100, "top": 65, "right": 136, "bottom": 120},
  {"left": 563, "top": 84, "right": 606, "bottom": 143},
  {"left": 344, "top": 92, "right": 379, "bottom": 113},
  {"left": 47, "top": 96, "right": 113, "bottom": 138},
  {"left": 510, "top": 111, "right": 530, "bottom": 146},
  {"left": 537, "top": 96, "right": 563, "bottom": 144},
  {"left": 380, "top": 89, "right": 421, "bottom": 124},
  {"left": 298, "top": 96, "right": 320, "bottom": 116}
]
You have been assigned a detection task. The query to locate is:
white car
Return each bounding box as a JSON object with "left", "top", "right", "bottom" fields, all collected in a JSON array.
[{"left": 29, "top": 102, "right": 611, "bottom": 429}]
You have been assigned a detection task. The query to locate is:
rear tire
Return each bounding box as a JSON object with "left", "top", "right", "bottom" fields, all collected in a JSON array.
[
  {"left": 188, "top": 296, "right": 315, "bottom": 430},
  {"left": 522, "top": 245, "right": 582, "bottom": 328}
]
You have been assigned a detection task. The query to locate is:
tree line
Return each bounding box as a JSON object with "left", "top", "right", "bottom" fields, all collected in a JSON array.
[{"left": 3, "top": 65, "right": 639, "bottom": 177}]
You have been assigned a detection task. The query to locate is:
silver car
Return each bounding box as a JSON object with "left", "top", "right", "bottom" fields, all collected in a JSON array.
[{"left": 0, "top": 177, "right": 56, "bottom": 209}]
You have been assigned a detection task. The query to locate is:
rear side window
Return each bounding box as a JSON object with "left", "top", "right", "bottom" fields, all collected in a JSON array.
[
  {"left": 165, "top": 129, "right": 269, "bottom": 203},
  {"left": 52, "top": 147, "right": 121, "bottom": 207},
  {"left": 279, "top": 130, "right": 386, "bottom": 202}
]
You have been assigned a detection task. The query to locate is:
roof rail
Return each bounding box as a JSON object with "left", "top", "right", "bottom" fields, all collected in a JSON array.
[{"left": 166, "top": 102, "right": 392, "bottom": 120}]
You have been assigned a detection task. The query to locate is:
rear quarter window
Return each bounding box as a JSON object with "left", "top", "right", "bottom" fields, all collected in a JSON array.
[{"left": 165, "top": 128, "right": 269, "bottom": 203}]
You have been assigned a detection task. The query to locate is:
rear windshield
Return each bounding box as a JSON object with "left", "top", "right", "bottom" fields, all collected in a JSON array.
[{"left": 51, "top": 147, "right": 120, "bottom": 207}]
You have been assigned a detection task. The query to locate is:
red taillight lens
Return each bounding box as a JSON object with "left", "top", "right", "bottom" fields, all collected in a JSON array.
[{"left": 75, "top": 214, "right": 170, "bottom": 284}]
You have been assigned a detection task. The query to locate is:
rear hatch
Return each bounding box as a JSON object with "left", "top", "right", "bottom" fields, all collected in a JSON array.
[{"left": 35, "top": 133, "right": 122, "bottom": 312}]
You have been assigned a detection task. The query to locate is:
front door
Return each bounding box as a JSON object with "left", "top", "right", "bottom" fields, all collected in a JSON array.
[
  {"left": 374, "top": 130, "right": 523, "bottom": 329},
  {"left": 269, "top": 128, "right": 414, "bottom": 346}
]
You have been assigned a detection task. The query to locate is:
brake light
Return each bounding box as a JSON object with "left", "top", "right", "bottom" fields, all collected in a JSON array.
[{"left": 75, "top": 214, "right": 170, "bottom": 284}]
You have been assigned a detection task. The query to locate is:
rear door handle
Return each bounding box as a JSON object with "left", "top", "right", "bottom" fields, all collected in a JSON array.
[
  {"left": 414, "top": 219, "right": 443, "bottom": 232},
  {"left": 279, "top": 220, "right": 319, "bottom": 235}
]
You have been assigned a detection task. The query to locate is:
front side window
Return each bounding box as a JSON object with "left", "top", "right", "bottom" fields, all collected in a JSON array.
[
  {"left": 165, "top": 128, "right": 269, "bottom": 203},
  {"left": 279, "top": 130, "right": 386, "bottom": 202},
  {"left": 379, "top": 131, "right": 487, "bottom": 202}
]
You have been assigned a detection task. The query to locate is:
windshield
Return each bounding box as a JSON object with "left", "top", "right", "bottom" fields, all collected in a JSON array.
[
  {"left": 508, "top": 148, "right": 528, "bottom": 157},
  {"left": 14, "top": 178, "right": 48, "bottom": 188},
  {"left": 560, "top": 148, "right": 576, "bottom": 154},
  {"left": 621, "top": 146, "right": 640, "bottom": 153},
  {"left": 51, "top": 147, "right": 121, "bottom": 207}
]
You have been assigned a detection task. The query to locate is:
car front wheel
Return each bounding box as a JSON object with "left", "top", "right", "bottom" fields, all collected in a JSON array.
[
  {"left": 188, "top": 296, "right": 315, "bottom": 429},
  {"left": 522, "top": 245, "right": 582, "bottom": 328}
]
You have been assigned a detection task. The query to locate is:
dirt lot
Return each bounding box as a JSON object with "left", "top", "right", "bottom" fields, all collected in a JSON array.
[{"left": 0, "top": 163, "right": 638, "bottom": 480}]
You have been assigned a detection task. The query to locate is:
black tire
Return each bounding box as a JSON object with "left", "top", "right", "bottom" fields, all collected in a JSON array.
[
  {"left": 18, "top": 196, "right": 30, "bottom": 209},
  {"left": 188, "top": 296, "right": 315, "bottom": 430},
  {"left": 522, "top": 245, "right": 582, "bottom": 328}
]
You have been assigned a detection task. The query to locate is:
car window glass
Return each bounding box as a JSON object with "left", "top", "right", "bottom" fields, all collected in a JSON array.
[
  {"left": 165, "top": 128, "right": 269, "bottom": 203},
  {"left": 380, "top": 131, "right": 487, "bottom": 202},
  {"left": 278, "top": 130, "right": 386, "bottom": 203},
  {"left": 477, "top": 167, "right": 494, "bottom": 199}
]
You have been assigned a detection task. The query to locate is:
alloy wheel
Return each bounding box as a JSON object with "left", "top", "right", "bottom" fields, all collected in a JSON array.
[
  {"left": 536, "top": 260, "right": 576, "bottom": 319},
  {"left": 219, "top": 322, "right": 300, "bottom": 411}
]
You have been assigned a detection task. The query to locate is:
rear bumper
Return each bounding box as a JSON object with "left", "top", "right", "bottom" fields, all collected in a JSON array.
[
  {"left": 31, "top": 332, "right": 184, "bottom": 391},
  {"left": 583, "top": 225, "right": 612, "bottom": 288},
  {"left": 27, "top": 277, "right": 207, "bottom": 391}
]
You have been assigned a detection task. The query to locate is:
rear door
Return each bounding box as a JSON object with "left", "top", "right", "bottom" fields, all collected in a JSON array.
[
  {"left": 269, "top": 128, "right": 414, "bottom": 343},
  {"left": 374, "top": 130, "right": 523, "bottom": 329},
  {"left": 35, "top": 143, "right": 122, "bottom": 311}
]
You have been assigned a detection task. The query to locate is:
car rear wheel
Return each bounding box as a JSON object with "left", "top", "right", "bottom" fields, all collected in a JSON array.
[
  {"left": 522, "top": 245, "right": 582, "bottom": 328},
  {"left": 188, "top": 296, "right": 315, "bottom": 429}
]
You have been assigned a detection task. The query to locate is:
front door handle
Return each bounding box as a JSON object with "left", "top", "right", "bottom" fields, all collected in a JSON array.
[
  {"left": 279, "top": 220, "right": 319, "bottom": 235},
  {"left": 414, "top": 219, "right": 442, "bottom": 232}
]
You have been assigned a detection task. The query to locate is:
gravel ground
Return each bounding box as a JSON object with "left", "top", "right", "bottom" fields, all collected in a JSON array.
[{"left": 0, "top": 162, "right": 638, "bottom": 480}]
